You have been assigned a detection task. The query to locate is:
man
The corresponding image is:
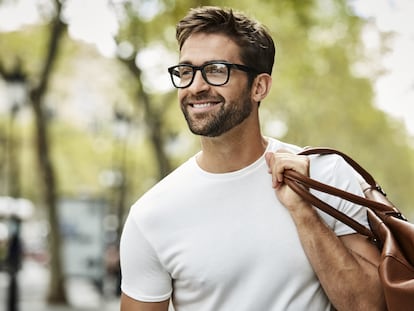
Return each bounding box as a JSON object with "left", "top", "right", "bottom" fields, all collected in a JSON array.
[{"left": 120, "top": 6, "right": 385, "bottom": 311}]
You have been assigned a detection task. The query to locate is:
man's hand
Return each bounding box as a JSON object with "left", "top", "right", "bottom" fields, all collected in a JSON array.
[{"left": 265, "top": 149, "right": 311, "bottom": 213}]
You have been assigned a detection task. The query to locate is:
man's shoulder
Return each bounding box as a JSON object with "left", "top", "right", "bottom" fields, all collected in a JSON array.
[
  {"left": 265, "top": 137, "right": 350, "bottom": 182},
  {"left": 129, "top": 155, "right": 198, "bottom": 213},
  {"left": 266, "top": 137, "right": 302, "bottom": 153}
]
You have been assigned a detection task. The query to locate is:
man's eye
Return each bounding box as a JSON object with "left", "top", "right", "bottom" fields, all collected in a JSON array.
[
  {"left": 179, "top": 68, "right": 193, "bottom": 77},
  {"left": 205, "top": 65, "right": 227, "bottom": 74}
]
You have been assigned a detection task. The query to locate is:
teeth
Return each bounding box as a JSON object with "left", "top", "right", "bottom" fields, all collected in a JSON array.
[{"left": 193, "top": 103, "right": 213, "bottom": 108}]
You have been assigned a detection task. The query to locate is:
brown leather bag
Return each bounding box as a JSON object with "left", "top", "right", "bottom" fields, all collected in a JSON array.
[{"left": 283, "top": 147, "right": 414, "bottom": 311}]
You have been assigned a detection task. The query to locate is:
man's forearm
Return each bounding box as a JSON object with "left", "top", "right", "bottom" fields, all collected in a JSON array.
[
  {"left": 289, "top": 205, "right": 385, "bottom": 311},
  {"left": 121, "top": 294, "right": 170, "bottom": 311}
]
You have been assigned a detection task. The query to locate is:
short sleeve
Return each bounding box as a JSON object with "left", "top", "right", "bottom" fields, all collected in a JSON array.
[
  {"left": 310, "top": 154, "right": 370, "bottom": 236},
  {"left": 120, "top": 214, "right": 172, "bottom": 302}
]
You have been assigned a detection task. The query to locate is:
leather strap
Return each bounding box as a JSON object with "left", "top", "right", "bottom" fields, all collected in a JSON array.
[
  {"left": 284, "top": 174, "right": 374, "bottom": 238},
  {"left": 282, "top": 147, "right": 400, "bottom": 238},
  {"left": 298, "top": 147, "right": 385, "bottom": 195}
]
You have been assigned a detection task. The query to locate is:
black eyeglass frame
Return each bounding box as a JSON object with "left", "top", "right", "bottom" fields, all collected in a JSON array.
[{"left": 167, "top": 61, "right": 258, "bottom": 89}]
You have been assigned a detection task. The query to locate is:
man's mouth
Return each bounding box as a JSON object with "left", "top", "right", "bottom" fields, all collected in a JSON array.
[{"left": 192, "top": 102, "right": 217, "bottom": 108}]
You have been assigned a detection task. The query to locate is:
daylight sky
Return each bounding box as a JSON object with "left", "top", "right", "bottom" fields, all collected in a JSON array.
[
  {"left": 349, "top": 0, "right": 414, "bottom": 135},
  {"left": 0, "top": 0, "right": 413, "bottom": 135}
]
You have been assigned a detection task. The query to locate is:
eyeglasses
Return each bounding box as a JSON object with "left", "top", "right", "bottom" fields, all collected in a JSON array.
[{"left": 168, "top": 61, "right": 257, "bottom": 89}]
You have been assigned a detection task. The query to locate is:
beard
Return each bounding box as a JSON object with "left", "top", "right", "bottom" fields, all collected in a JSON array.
[{"left": 181, "top": 89, "right": 253, "bottom": 137}]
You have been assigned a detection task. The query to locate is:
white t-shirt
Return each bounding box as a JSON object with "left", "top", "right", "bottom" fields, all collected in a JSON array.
[{"left": 120, "top": 138, "right": 368, "bottom": 311}]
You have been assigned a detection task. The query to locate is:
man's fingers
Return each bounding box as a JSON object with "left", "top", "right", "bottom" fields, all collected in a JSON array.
[
  {"left": 265, "top": 151, "right": 290, "bottom": 188},
  {"left": 265, "top": 150, "right": 310, "bottom": 189}
]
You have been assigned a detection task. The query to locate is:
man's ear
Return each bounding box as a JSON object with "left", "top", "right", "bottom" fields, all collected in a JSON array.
[{"left": 251, "top": 73, "right": 272, "bottom": 103}]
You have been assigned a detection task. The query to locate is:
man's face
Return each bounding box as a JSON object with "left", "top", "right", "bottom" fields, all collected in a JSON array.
[{"left": 178, "top": 33, "right": 254, "bottom": 137}]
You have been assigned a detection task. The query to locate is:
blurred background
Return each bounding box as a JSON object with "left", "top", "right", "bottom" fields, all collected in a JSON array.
[{"left": 0, "top": 0, "right": 413, "bottom": 310}]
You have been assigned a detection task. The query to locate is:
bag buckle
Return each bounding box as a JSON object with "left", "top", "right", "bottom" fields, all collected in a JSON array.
[
  {"left": 383, "top": 211, "right": 407, "bottom": 221},
  {"left": 375, "top": 184, "right": 387, "bottom": 196}
]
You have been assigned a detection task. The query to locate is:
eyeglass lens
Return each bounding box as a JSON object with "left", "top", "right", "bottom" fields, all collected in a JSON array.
[{"left": 171, "top": 63, "right": 230, "bottom": 88}]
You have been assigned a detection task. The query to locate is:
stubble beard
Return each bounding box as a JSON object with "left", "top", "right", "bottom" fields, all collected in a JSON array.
[{"left": 182, "top": 90, "right": 253, "bottom": 137}]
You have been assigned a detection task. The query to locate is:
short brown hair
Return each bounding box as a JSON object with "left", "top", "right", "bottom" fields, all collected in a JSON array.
[{"left": 176, "top": 6, "right": 275, "bottom": 75}]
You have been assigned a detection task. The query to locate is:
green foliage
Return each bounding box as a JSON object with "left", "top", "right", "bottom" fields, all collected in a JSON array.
[
  {"left": 0, "top": 0, "right": 413, "bottom": 218},
  {"left": 0, "top": 24, "right": 50, "bottom": 78}
]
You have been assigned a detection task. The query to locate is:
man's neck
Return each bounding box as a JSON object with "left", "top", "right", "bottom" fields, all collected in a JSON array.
[{"left": 196, "top": 131, "right": 268, "bottom": 173}]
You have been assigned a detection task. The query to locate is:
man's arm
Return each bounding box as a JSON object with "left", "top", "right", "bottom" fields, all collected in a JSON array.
[
  {"left": 265, "top": 151, "right": 386, "bottom": 311},
  {"left": 120, "top": 293, "right": 170, "bottom": 311},
  {"left": 290, "top": 207, "right": 385, "bottom": 310}
]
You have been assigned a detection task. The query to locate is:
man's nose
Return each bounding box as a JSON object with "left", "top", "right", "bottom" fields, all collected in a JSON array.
[{"left": 188, "top": 70, "right": 209, "bottom": 92}]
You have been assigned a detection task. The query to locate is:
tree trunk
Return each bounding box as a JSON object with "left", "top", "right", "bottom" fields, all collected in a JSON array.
[
  {"left": 30, "top": 96, "right": 67, "bottom": 303},
  {"left": 120, "top": 57, "right": 172, "bottom": 179},
  {"left": 29, "top": 0, "right": 67, "bottom": 304}
]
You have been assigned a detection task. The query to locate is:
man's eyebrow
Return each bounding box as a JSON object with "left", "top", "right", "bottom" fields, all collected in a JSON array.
[
  {"left": 178, "top": 59, "right": 228, "bottom": 65},
  {"left": 178, "top": 60, "right": 193, "bottom": 65}
]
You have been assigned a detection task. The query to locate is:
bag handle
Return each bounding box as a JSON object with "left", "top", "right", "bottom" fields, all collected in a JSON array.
[
  {"left": 296, "top": 148, "right": 399, "bottom": 213},
  {"left": 298, "top": 147, "right": 383, "bottom": 194},
  {"left": 282, "top": 147, "right": 401, "bottom": 237},
  {"left": 284, "top": 173, "right": 374, "bottom": 238}
]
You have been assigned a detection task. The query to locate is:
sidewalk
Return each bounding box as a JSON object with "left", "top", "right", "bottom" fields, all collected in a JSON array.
[{"left": 0, "top": 259, "right": 120, "bottom": 311}]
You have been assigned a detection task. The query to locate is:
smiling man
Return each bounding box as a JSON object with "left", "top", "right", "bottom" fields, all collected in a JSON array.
[{"left": 120, "top": 6, "right": 385, "bottom": 311}]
